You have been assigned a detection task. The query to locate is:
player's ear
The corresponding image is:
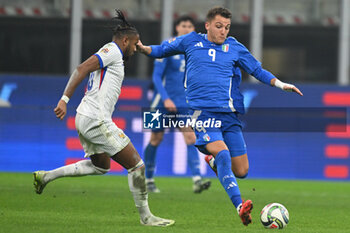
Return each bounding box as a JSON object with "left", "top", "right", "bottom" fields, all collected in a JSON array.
[
  {"left": 175, "top": 24, "right": 180, "bottom": 33},
  {"left": 122, "top": 36, "right": 129, "bottom": 47},
  {"left": 205, "top": 21, "right": 210, "bottom": 30}
]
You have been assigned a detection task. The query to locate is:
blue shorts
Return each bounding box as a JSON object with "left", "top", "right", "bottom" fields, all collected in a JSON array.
[{"left": 191, "top": 110, "right": 247, "bottom": 157}]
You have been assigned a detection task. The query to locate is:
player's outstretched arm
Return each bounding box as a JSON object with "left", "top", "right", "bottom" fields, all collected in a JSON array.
[
  {"left": 137, "top": 36, "right": 185, "bottom": 58},
  {"left": 137, "top": 40, "right": 152, "bottom": 55},
  {"left": 271, "top": 78, "right": 303, "bottom": 96},
  {"left": 54, "top": 55, "right": 100, "bottom": 120}
]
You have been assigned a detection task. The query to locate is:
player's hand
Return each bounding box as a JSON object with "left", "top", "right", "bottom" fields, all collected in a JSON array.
[
  {"left": 283, "top": 84, "right": 303, "bottom": 96},
  {"left": 164, "top": 99, "right": 177, "bottom": 112},
  {"left": 136, "top": 40, "right": 145, "bottom": 52},
  {"left": 54, "top": 100, "right": 67, "bottom": 120},
  {"left": 273, "top": 79, "right": 303, "bottom": 96},
  {"left": 136, "top": 40, "right": 151, "bottom": 55}
]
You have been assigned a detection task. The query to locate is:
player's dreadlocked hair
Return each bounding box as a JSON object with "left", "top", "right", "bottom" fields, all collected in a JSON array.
[{"left": 111, "top": 9, "right": 138, "bottom": 39}]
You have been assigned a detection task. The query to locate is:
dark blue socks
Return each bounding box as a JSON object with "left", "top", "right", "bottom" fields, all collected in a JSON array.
[
  {"left": 216, "top": 150, "right": 242, "bottom": 208},
  {"left": 187, "top": 145, "right": 200, "bottom": 177},
  {"left": 144, "top": 143, "right": 158, "bottom": 179}
]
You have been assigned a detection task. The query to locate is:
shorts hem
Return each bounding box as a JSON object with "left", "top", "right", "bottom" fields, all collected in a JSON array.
[{"left": 230, "top": 150, "right": 247, "bottom": 157}]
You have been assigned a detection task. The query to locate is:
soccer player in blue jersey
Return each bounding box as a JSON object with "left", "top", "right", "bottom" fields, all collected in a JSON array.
[
  {"left": 137, "top": 7, "right": 303, "bottom": 226},
  {"left": 144, "top": 15, "right": 211, "bottom": 194}
]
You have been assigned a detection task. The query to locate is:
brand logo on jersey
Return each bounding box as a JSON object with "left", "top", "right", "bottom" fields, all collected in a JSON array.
[
  {"left": 143, "top": 109, "right": 162, "bottom": 129},
  {"left": 101, "top": 48, "right": 109, "bottom": 54},
  {"left": 222, "top": 44, "right": 229, "bottom": 52},
  {"left": 168, "top": 38, "right": 176, "bottom": 43},
  {"left": 194, "top": 42, "right": 203, "bottom": 47}
]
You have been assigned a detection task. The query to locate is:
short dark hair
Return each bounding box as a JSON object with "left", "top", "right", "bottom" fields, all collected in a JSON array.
[
  {"left": 175, "top": 15, "right": 195, "bottom": 26},
  {"left": 111, "top": 9, "right": 138, "bottom": 39},
  {"left": 206, "top": 7, "right": 232, "bottom": 21}
]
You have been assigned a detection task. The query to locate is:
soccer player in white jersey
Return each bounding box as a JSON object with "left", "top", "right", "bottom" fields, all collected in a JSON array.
[{"left": 33, "top": 10, "right": 174, "bottom": 227}]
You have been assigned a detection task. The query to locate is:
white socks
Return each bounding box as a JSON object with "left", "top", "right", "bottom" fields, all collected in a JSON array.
[
  {"left": 43, "top": 159, "right": 109, "bottom": 183},
  {"left": 127, "top": 160, "right": 153, "bottom": 220},
  {"left": 237, "top": 203, "right": 242, "bottom": 214},
  {"left": 43, "top": 158, "right": 159, "bottom": 223},
  {"left": 145, "top": 178, "right": 155, "bottom": 183},
  {"left": 192, "top": 175, "right": 201, "bottom": 183}
]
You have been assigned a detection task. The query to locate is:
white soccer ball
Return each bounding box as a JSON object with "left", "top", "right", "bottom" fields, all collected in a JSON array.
[{"left": 260, "top": 203, "right": 289, "bottom": 229}]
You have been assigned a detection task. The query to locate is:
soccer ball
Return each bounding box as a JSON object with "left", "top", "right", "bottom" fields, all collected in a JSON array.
[{"left": 260, "top": 203, "right": 289, "bottom": 229}]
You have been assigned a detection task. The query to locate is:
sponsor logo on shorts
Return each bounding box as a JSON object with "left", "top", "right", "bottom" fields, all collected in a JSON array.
[
  {"left": 118, "top": 132, "right": 126, "bottom": 139},
  {"left": 101, "top": 48, "right": 109, "bottom": 54},
  {"left": 203, "top": 134, "right": 210, "bottom": 142}
]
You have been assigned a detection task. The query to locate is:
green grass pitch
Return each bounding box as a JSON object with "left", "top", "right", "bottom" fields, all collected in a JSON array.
[{"left": 1, "top": 172, "right": 350, "bottom": 233}]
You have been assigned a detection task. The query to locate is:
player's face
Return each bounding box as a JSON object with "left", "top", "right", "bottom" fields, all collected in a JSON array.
[
  {"left": 124, "top": 34, "right": 140, "bottom": 59},
  {"left": 176, "top": 21, "right": 195, "bottom": 36},
  {"left": 205, "top": 15, "right": 231, "bottom": 44}
]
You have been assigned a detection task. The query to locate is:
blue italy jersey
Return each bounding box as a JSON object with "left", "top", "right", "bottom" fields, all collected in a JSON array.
[
  {"left": 151, "top": 51, "right": 187, "bottom": 108},
  {"left": 149, "top": 32, "right": 276, "bottom": 113}
]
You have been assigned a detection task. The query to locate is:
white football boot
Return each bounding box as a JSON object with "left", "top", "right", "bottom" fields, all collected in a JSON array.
[
  {"left": 140, "top": 215, "right": 175, "bottom": 227},
  {"left": 33, "top": 170, "right": 48, "bottom": 194}
]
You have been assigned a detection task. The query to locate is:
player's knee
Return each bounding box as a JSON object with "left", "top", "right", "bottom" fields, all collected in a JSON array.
[
  {"left": 90, "top": 154, "right": 111, "bottom": 171},
  {"left": 185, "top": 136, "right": 196, "bottom": 145},
  {"left": 206, "top": 141, "right": 229, "bottom": 156},
  {"left": 185, "top": 133, "right": 196, "bottom": 145},
  {"left": 234, "top": 168, "right": 249, "bottom": 179}
]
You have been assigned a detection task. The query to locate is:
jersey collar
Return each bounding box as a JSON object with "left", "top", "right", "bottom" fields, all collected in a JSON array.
[{"left": 112, "top": 41, "right": 124, "bottom": 57}]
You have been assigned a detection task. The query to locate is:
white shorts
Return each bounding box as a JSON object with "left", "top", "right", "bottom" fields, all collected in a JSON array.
[{"left": 75, "top": 113, "right": 130, "bottom": 157}]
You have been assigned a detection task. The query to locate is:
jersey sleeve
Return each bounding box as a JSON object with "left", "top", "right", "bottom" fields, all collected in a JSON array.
[
  {"left": 251, "top": 67, "right": 276, "bottom": 85},
  {"left": 152, "top": 58, "right": 169, "bottom": 101},
  {"left": 234, "top": 40, "right": 274, "bottom": 85},
  {"left": 149, "top": 32, "right": 194, "bottom": 58},
  {"left": 94, "top": 43, "right": 121, "bottom": 68},
  {"left": 235, "top": 41, "right": 261, "bottom": 74}
]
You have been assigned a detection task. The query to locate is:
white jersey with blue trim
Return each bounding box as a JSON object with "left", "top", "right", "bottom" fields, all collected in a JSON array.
[{"left": 76, "top": 42, "right": 124, "bottom": 121}]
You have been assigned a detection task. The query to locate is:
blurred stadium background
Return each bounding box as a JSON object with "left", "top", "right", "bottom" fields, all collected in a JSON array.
[{"left": 0, "top": 0, "right": 350, "bottom": 181}]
